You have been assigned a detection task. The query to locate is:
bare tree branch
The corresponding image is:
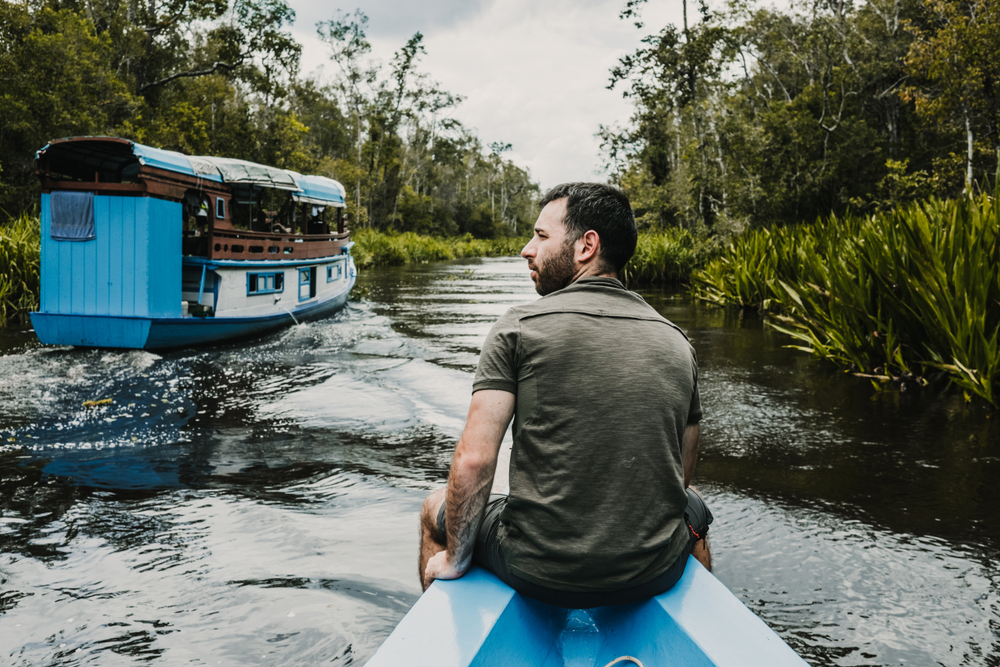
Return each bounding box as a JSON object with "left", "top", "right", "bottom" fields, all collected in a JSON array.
[{"left": 138, "top": 61, "right": 240, "bottom": 92}]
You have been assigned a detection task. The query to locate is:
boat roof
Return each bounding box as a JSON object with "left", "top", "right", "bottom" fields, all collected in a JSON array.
[
  {"left": 285, "top": 172, "right": 347, "bottom": 206},
  {"left": 36, "top": 137, "right": 346, "bottom": 205}
]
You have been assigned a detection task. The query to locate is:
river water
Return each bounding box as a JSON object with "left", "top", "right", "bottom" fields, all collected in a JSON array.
[{"left": 0, "top": 256, "right": 998, "bottom": 666}]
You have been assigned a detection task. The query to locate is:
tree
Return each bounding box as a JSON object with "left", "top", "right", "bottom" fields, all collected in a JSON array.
[
  {"left": 604, "top": 0, "right": 940, "bottom": 229},
  {"left": 0, "top": 4, "right": 137, "bottom": 214},
  {"left": 0, "top": 4, "right": 540, "bottom": 238},
  {"left": 318, "top": 10, "right": 377, "bottom": 218},
  {"left": 903, "top": 0, "right": 1000, "bottom": 188},
  {"left": 609, "top": 0, "right": 740, "bottom": 230},
  {"left": 319, "top": 11, "right": 496, "bottom": 232}
]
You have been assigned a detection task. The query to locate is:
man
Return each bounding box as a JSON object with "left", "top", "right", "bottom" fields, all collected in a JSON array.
[{"left": 419, "top": 182, "right": 711, "bottom": 607}]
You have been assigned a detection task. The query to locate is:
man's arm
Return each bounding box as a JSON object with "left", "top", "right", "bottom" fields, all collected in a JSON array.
[
  {"left": 681, "top": 423, "right": 700, "bottom": 488},
  {"left": 423, "top": 389, "right": 515, "bottom": 587}
]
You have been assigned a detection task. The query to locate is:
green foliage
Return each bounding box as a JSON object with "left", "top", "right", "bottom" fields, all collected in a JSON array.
[
  {"left": 0, "top": 214, "right": 41, "bottom": 327},
  {"left": 603, "top": 0, "right": 984, "bottom": 230},
  {"left": 0, "top": 4, "right": 138, "bottom": 213},
  {"left": 0, "top": 4, "right": 540, "bottom": 240},
  {"left": 691, "top": 226, "right": 805, "bottom": 309},
  {"left": 691, "top": 192, "right": 1000, "bottom": 405},
  {"left": 902, "top": 0, "right": 1000, "bottom": 188},
  {"left": 316, "top": 11, "right": 539, "bottom": 234},
  {"left": 621, "top": 229, "right": 703, "bottom": 285},
  {"left": 350, "top": 229, "right": 526, "bottom": 269},
  {"left": 849, "top": 158, "right": 945, "bottom": 211}
]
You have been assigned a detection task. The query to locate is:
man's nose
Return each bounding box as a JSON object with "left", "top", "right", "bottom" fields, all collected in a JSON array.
[{"left": 521, "top": 239, "right": 534, "bottom": 258}]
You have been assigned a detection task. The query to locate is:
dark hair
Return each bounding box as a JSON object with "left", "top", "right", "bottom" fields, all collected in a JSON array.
[{"left": 538, "top": 182, "right": 637, "bottom": 273}]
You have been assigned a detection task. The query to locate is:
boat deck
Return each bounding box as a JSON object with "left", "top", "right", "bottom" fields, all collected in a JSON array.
[{"left": 366, "top": 562, "right": 808, "bottom": 667}]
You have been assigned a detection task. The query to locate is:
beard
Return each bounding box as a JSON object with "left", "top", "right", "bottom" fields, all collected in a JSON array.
[{"left": 531, "top": 241, "right": 576, "bottom": 296}]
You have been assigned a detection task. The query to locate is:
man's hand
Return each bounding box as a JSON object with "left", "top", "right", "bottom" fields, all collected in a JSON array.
[{"left": 423, "top": 549, "right": 467, "bottom": 589}]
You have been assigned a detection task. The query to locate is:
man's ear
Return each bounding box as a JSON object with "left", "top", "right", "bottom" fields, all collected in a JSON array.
[{"left": 575, "top": 230, "right": 601, "bottom": 264}]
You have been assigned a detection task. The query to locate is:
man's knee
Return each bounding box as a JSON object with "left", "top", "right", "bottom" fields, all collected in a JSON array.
[
  {"left": 685, "top": 487, "right": 713, "bottom": 572},
  {"left": 684, "top": 486, "right": 713, "bottom": 539}
]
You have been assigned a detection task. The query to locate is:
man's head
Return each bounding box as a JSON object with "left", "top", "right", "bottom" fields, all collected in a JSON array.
[{"left": 521, "top": 183, "right": 637, "bottom": 296}]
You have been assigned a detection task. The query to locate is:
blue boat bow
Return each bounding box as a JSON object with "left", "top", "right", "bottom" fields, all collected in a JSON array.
[{"left": 366, "top": 561, "right": 809, "bottom": 666}]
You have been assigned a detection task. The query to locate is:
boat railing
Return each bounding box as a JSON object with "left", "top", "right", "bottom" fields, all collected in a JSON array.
[{"left": 200, "top": 227, "right": 351, "bottom": 261}]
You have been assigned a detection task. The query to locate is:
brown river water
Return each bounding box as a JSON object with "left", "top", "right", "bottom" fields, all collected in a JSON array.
[{"left": 0, "top": 256, "right": 998, "bottom": 666}]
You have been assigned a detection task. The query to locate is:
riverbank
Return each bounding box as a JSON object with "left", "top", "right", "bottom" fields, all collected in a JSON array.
[
  {"left": 621, "top": 228, "right": 704, "bottom": 285},
  {"left": 352, "top": 227, "right": 706, "bottom": 285},
  {"left": 350, "top": 229, "right": 527, "bottom": 269},
  {"left": 691, "top": 192, "right": 1000, "bottom": 405}
]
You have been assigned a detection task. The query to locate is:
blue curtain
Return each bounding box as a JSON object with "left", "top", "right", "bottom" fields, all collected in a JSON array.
[{"left": 50, "top": 191, "right": 95, "bottom": 241}]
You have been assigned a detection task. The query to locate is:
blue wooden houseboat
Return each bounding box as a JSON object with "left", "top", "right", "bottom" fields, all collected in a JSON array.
[{"left": 29, "top": 137, "right": 356, "bottom": 350}]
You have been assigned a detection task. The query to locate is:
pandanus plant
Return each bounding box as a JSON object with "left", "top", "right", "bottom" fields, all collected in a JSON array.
[{"left": 692, "top": 191, "right": 1000, "bottom": 406}]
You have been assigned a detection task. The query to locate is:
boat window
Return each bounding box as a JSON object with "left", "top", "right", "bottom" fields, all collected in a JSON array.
[
  {"left": 247, "top": 272, "right": 284, "bottom": 295},
  {"left": 327, "top": 264, "right": 342, "bottom": 282},
  {"left": 299, "top": 268, "right": 316, "bottom": 301},
  {"left": 230, "top": 186, "right": 257, "bottom": 231},
  {"left": 299, "top": 268, "right": 310, "bottom": 301},
  {"left": 216, "top": 198, "right": 226, "bottom": 219}
]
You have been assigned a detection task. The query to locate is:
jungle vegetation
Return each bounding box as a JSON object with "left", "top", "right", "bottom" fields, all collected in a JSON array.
[
  {"left": 603, "top": 0, "right": 1000, "bottom": 232},
  {"left": 0, "top": 2, "right": 539, "bottom": 237}
]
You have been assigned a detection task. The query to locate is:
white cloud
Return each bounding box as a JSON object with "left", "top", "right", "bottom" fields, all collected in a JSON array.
[{"left": 287, "top": 0, "right": 684, "bottom": 190}]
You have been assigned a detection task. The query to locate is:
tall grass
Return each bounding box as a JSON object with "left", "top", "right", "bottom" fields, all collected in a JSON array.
[
  {"left": 0, "top": 213, "right": 40, "bottom": 327},
  {"left": 351, "top": 229, "right": 527, "bottom": 269},
  {"left": 621, "top": 228, "right": 702, "bottom": 285},
  {"left": 691, "top": 193, "right": 1000, "bottom": 405}
]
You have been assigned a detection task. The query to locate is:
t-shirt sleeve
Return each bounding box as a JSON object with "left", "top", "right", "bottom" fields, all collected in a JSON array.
[
  {"left": 473, "top": 308, "right": 520, "bottom": 395},
  {"left": 687, "top": 347, "right": 703, "bottom": 424}
]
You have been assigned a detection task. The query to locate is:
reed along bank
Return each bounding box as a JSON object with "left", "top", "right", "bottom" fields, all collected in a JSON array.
[{"left": 692, "top": 192, "right": 1000, "bottom": 406}]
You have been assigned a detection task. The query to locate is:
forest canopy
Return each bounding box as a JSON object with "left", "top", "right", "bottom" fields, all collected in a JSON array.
[
  {"left": 4, "top": 0, "right": 997, "bottom": 237},
  {"left": 0, "top": 1, "right": 539, "bottom": 237},
  {"left": 602, "top": 0, "right": 1000, "bottom": 233}
]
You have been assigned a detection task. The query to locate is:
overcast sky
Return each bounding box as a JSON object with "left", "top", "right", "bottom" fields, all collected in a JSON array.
[{"left": 284, "top": 0, "right": 685, "bottom": 190}]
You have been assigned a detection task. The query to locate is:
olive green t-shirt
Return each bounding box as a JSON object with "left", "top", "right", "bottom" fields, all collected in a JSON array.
[{"left": 473, "top": 276, "right": 702, "bottom": 592}]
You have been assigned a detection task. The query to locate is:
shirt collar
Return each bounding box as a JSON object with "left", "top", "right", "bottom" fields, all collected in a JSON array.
[{"left": 554, "top": 275, "right": 626, "bottom": 294}]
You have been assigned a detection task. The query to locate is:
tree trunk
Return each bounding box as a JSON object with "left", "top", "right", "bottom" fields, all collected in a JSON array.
[
  {"left": 356, "top": 107, "right": 362, "bottom": 224},
  {"left": 965, "top": 108, "right": 974, "bottom": 189}
]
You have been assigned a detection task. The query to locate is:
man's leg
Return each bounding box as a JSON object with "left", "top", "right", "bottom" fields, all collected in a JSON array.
[
  {"left": 692, "top": 534, "right": 712, "bottom": 571},
  {"left": 418, "top": 487, "right": 447, "bottom": 590}
]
